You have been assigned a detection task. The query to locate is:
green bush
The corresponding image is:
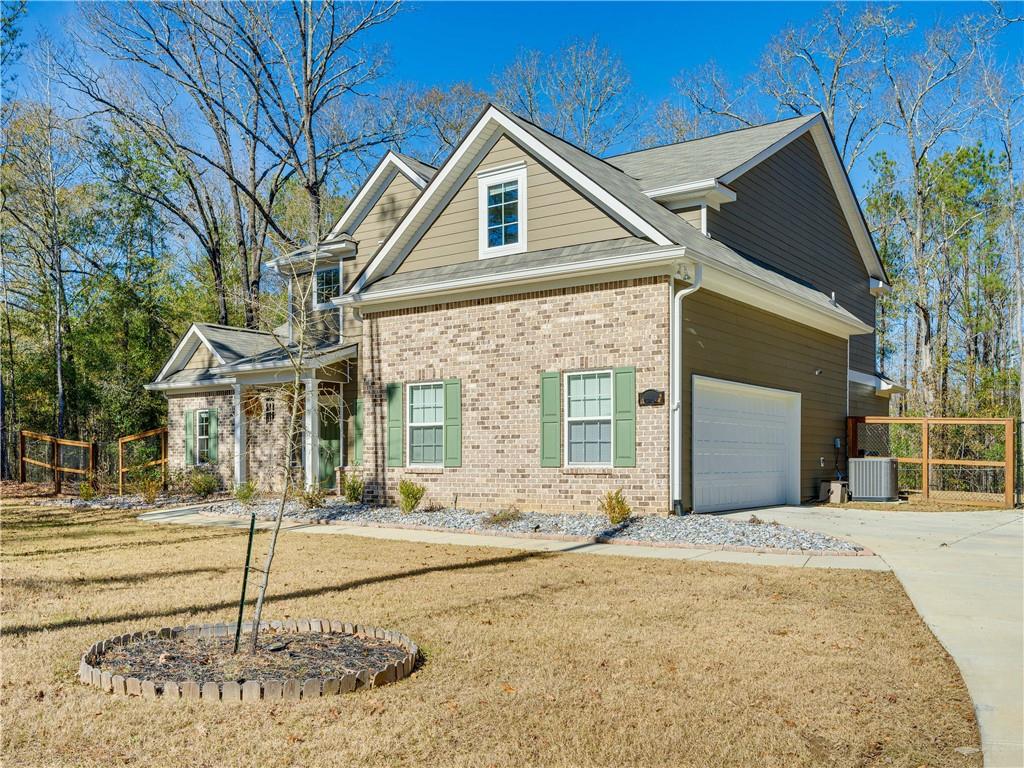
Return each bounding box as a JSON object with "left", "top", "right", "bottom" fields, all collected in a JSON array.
[
  {"left": 482, "top": 505, "right": 522, "bottom": 526},
  {"left": 343, "top": 473, "right": 365, "bottom": 504},
  {"left": 298, "top": 485, "right": 327, "bottom": 510},
  {"left": 234, "top": 481, "right": 260, "bottom": 505},
  {"left": 186, "top": 468, "right": 220, "bottom": 498},
  {"left": 599, "top": 489, "right": 631, "bottom": 526},
  {"left": 398, "top": 478, "right": 426, "bottom": 514},
  {"left": 133, "top": 472, "right": 164, "bottom": 505},
  {"left": 77, "top": 475, "right": 97, "bottom": 502}
]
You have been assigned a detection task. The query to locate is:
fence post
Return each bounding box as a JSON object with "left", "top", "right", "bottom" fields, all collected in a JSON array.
[
  {"left": 52, "top": 437, "right": 61, "bottom": 495},
  {"left": 90, "top": 442, "right": 99, "bottom": 490},
  {"left": 1006, "top": 419, "right": 1015, "bottom": 509},
  {"left": 921, "top": 418, "right": 929, "bottom": 500},
  {"left": 846, "top": 417, "right": 858, "bottom": 459},
  {"left": 18, "top": 430, "right": 25, "bottom": 483},
  {"left": 118, "top": 438, "right": 124, "bottom": 496},
  {"left": 161, "top": 428, "right": 168, "bottom": 489}
]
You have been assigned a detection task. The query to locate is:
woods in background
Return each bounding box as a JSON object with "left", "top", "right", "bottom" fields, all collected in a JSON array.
[{"left": 0, "top": 1, "right": 1021, "bottom": 478}]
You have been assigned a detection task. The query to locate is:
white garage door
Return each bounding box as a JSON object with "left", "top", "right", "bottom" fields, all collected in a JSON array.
[{"left": 692, "top": 377, "right": 800, "bottom": 513}]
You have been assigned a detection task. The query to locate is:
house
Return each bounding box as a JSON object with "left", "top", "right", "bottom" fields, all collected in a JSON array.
[{"left": 147, "top": 105, "right": 900, "bottom": 515}]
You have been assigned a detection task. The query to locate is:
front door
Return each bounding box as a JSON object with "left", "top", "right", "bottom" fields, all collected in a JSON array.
[{"left": 318, "top": 409, "right": 342, "bottom": 490}]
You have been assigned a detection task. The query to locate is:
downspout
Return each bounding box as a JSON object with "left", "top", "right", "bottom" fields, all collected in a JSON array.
[{"left": 670, "top": 262, "right": 703, "bottom": 515}]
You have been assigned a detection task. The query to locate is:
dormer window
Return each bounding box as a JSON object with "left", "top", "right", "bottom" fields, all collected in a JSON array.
[
  {"left": 478, "top": 164, "right": 527, "bottom": 258},
  {"left": 313, "top": 265, "right": 341, "bottom": 309}
]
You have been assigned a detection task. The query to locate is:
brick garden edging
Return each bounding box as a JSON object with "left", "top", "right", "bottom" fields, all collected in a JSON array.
[{"left": 78, "top": 620, "right": 419, "bottom": 702}]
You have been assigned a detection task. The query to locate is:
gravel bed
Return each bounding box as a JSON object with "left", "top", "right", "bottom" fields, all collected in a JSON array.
[
  {"left": 206, "top": 499, "right": 862, "bottom": 553},
  {"left": 94, "top": 633, "right": 407, "bottom": 686}
]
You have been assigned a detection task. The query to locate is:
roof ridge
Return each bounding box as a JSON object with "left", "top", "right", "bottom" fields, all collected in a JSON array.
[
  {"left": 393, "top": 151, "right": 436, "bottom": 170},
  {"left": 604, "top": 113, "right": 819, "bottom": 160},
  {"left": 195, "top": 322, "right": 277, "bottom": 336}
]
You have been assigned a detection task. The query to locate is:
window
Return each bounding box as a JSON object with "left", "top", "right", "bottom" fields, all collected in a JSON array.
[
  {"left": 195, "top": 410, "right": 211, "bottom": 465},
  {"left": 478, "top": 164, "right": 527, "bottom": 258},
  {"left": 264, "top": 396, "right": 275, "bottom": 424},
  {"left": 408, "top": 382, "right": 444, "bottom": 466},
  {"left": 314, "top": 266, "right": 341, "bottom": 308},
  {"left": 565, "top": 371, "right": 613, "bottom": 466}
]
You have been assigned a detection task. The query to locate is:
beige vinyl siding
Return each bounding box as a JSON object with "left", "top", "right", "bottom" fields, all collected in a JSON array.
[
  {"left": 676, "top": 207, "right": 702, "bottom": 231},
  {"left": 399, "top": 135, "right": 629, "bottom": 274},
  {"left": 681, "top": 288, "right": 848, "bottom": 509},
  {"left": 706, "top": 133, "right": 877, "bottom": 374},
  {"left": 348, "top": 172, "right": 421, "bottom": 284},
  {"left": 849, "top": 382, "right": 890, "bottom": 417},
  {"left": 289, "top": 272, "right": 341, "bottom": 345},
  {"left": 183, "top": 345, "right": 218, "bottom": 371}
]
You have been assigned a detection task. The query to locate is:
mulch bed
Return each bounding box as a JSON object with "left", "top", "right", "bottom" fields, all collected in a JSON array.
[{"left": 94, "top": 632, "right": 409, "bottom": 686}]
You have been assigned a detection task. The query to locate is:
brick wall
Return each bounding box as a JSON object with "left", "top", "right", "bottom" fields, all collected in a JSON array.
[
  {"left": 167, "top": 390, "right": 235, "bottom": 489},
  {"left": 356, "top": 277, "right": 671, "bottom": 515},
  {"left": 244, "top": 386, "right": 297, "bottom": 493}
]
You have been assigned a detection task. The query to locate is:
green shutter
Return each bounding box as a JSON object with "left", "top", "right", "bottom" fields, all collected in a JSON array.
[
  {"left": 386, "top": 383, "right": 403, "bottom": 467},
  {"left": 443, "top": 379, "right": 462, "bottom": 467},
  {"left": 208, "top": 409, "right": 219, "bottom": 463},
  {"left": 613, "top": 367, "right": 636, "bottom": 467},
  {"left": 352, "top": 398, "right": 364, "bottom": 466},
  {"left": 184, "top": 409, "right": 195, "bottom": 466},
  {"left": 540, "top": 372, "right": 561, "bottom": 467}
]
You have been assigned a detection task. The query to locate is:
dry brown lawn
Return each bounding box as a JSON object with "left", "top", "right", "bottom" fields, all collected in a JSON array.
[{"left": 1, "top": 503, "right": 980, "bottom": 768}]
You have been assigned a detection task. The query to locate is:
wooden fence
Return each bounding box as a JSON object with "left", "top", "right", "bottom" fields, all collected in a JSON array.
[
  {"left": 18, "top": 430, "right": 98, "bottom": 495},
  {"left": 847, "top": 417, "right": 1016, "bottom": 508},
  {"left": 118, "top": 426, "right": 168, "bottom": 495}
]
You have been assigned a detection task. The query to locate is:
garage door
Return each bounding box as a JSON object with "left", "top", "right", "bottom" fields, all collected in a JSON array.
[{"left": 692, "top": 376, "right": 800, "bottom": 513}]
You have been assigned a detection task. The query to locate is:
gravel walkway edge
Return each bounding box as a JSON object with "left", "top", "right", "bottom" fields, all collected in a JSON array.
[{"left": 224, "top": 510, "right": 874, "bottom": 557}]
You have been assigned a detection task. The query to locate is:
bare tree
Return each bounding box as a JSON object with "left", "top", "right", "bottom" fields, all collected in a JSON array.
[
  {"left": 414, "top": 82, "right": 489, "bottom": 164},
  {"left": 494, "top": 37, "right": 643, "bottom": 154}
]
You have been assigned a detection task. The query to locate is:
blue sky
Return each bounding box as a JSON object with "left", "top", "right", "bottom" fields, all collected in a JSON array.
[{"left": 12, "top": 1, "right": 1024, "bottom": 192}]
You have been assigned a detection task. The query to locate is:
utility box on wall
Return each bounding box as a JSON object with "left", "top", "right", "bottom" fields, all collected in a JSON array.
[{"left": 849, "top": 457, "right": 899, "bottom": 501}]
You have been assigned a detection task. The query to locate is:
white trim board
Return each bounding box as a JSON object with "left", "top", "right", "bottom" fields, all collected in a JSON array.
[
  {"left": 352, "top": 106, "right": 673, "bottom": 292},
  {"left": 327, "top": 152, "right": 430, "bottom": 241}
]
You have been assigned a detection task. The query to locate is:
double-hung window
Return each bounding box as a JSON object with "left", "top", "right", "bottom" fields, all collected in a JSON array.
[
  {"left": 195, "top": 410, "right": 211, "bottom": 465},
  {"left": 313, "top": 266, "right": 341, "bottom": 309},
  {"left": 478, "top": 164, "right": 527, "bottom": 258},
  {"left": 565, "top": 371, "right": 613, "bottom": 466},
  {"left": 408, "top": 382, "right": 444, "bottom": 466}
]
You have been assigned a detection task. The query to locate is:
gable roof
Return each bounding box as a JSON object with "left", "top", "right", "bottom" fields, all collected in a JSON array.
[
  {"left": 605, "top": 115, "right": 815, "bottom": 191},
  {"left": 325, "top": 151, "right": 435, "bottom": 241},
  {"left": 151, "top": 323, "right": 282, "bottom": 385}
]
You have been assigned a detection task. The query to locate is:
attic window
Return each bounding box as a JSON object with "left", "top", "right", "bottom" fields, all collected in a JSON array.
[
  {"left": 314, "top": 266, "right": 341, "bottom": 309},
  {"left": 478, "top": 164, "right": 527, "bottom": 258}
]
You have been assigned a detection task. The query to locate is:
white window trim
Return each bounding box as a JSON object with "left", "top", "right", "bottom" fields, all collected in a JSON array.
[
  {"left": 478, "top": 163, "right": 527, "bottom": 259},
  {"left": 195, "top": 409, "right": 211, "bottom": 466},
  {"left": 312, "top": 264, "right": 342, "bottom": 311},
  {"left": 563, "top": 369, "right": 614, "bottom": 468},
  {"left": 406, "top": 381, "right": 445, "bottom": 468}
]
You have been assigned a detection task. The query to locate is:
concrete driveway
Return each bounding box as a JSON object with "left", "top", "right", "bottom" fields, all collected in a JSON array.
[{"left": 721, "top": 506, "right": 1023, "bottom": 768}]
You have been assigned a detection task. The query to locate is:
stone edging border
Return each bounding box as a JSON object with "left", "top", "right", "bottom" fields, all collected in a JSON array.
[
  {"left": 78, "top": 620, "right": 419, "bottom": 702},
  {"left": 284, "top": 515, "right": 876, "bottom": 558}
]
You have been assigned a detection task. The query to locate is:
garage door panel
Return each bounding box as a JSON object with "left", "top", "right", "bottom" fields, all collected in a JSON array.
[{"left": 692, "top": 378, "right": 800, "bottom": 513}]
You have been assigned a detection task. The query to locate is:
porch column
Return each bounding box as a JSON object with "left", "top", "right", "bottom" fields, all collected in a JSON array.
[
  {"left": 233, "top": 383, "right": 247, "bottom": 487},
  {"left": 303, "top": 377, "right": 319, "bottom": 489}
]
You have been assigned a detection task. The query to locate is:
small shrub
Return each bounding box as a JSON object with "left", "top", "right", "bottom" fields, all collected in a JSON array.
[
  {"left": 77, "top": 475, "right": 97, "bottom": 502},
  {"left": 343, "top": 473, "right": 365, "bottom": 504},
  {"left": 298, "top": 485, "right": 327, "bottom": 510},
  {"left": 600, "top": 489, "right": 631, "bottom": 526},
  {"left": 133, "top": 472, "right": 163, "bottom": 505},
  {"left": 748, "top": 514, "right": 764, "bottom": 525},
  {"left": 398, "top": 478, "right": 426, "bottom": 514},
  {"left": 234, "top": 481, "right": 260, "bottom": 505},
  {"left": 187, "top": 468, "right": 220, "bottom": 498},
  {"left": 483, "top": 505, "right": 523, "bottom": 526}
]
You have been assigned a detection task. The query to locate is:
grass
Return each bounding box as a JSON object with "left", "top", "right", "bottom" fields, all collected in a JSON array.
[
  {"left": 1, "top": 503, "right": 981, "bottom": 768},
  {"left": 821, "top": 498, "right": 1008, "bottom": 513}
]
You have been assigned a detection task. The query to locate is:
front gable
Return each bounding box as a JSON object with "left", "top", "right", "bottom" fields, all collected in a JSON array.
[
  {"left": 397, "top": 134, "right": 631, "bottom": 275},
  {"left": 153, "top": 325, "right": 227, "bottom": 384},
  {"left": 349, "top": 171, "right": 422, "bottom": 282}
]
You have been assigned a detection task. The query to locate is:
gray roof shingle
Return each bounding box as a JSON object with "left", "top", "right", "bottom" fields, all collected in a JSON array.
[
  {"left": 393, "top": 152, "right": 437, "bottom": 182},
  {"left": 194, "top": 324, "right": 283, "bottom": 364},
  {"left": 604, "top": 115, "right": 816, "bottom": 190}
]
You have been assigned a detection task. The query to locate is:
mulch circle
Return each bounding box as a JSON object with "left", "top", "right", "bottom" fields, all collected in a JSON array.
[{"left": 78, "top": 620, "right": 420, "bottom": 702}]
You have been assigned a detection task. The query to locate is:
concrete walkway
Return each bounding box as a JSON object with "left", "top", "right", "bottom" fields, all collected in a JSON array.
[
  {"left": 137, "top": 506, "right": 889, "bottom": 570},
  {"left": 720, "top": 506, "right": 1023, "bottom": 768},
  {"left": 139, "top": 505, "right": 1022, "bottom": 766}
]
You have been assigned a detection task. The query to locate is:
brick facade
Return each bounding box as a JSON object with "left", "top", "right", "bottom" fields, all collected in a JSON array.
[
  {"left": 166, "top": 390, "right": 235, "bottom": 489},
  {"left": 355, "top": 277, "right": 671, "bottom": 516}
]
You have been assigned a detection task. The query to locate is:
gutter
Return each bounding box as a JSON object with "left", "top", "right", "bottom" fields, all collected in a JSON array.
[
  {"left": 335, "top": 247, "right": 688, "bottom": 309},
  {"left": 670, "top": 262, "right": 703, "bottom": 515}
]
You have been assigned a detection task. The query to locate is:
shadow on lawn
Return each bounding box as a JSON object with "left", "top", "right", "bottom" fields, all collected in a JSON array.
[
  {"left": 7, "top": 565, "right": 237, "bottom": 591},
  {"left": 5, "top": 543, "right": 594, "bottom": 637},
  {"left": 4, "top": 529, "right": 246, "bottom": 559}
]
